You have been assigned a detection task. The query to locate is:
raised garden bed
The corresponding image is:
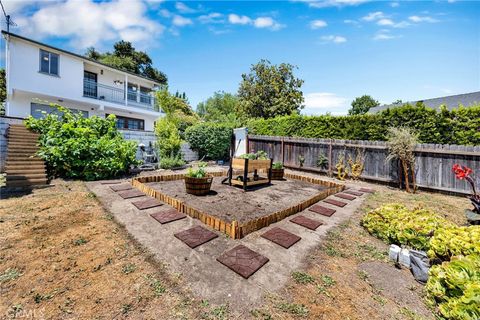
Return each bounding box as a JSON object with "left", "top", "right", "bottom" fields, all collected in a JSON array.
[{"left": 132, "top": 171, "right": 344, "bottom": 239}]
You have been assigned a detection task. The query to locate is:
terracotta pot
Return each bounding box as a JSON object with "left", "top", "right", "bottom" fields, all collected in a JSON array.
[
  {"left": 184, "top": 176, "right": 213, "bottom": 196},
  {"left": 270, "top": 168, "right": 284, "bottom": 180}
]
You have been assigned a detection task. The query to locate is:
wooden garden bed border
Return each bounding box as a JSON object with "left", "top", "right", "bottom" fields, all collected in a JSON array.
[{"left": 131, "top": 171, "right": 345, "bottom": 239}]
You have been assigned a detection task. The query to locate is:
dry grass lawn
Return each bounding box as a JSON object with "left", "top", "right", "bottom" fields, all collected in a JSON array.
[{"left": 0, "top": 180, "right": 470, "bottom": 319}]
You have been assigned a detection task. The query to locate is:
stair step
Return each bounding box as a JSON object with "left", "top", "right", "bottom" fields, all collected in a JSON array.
[
  {"left": 7, "top": 146, "right": 40, "bottom": 152},
  {"left": 7, "top": 173, "right": 47, "bottom": 181},
  {"left": 7, "top": 150, "right": 39, "bottom": 156},
  {"left": 6, "top": 167, "right": 46, "bottom": 174},
  {"left": 7, "top": 141, "right": 40, "bottom": 146},
  {"left": 5, "top": 157, "right": 44, "bottom": 163},
  {"left": 7, "top": 138, "right": 39, "bottom": 143},
  {"left": 6, "top": 179, "right": 48, "bottom": 187}
]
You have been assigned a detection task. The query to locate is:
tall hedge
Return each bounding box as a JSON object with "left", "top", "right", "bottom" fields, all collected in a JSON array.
[
  {"left": 247, "top": 104, "right": 480, "bottom": 145},
  {"left": 185, "top": 123, "right": 232, "bottom": 160}
]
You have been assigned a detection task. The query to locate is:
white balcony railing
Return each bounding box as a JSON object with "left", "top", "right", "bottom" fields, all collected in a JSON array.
[{"left": 83, "top": 79, "right": 159, "bottom": 111}]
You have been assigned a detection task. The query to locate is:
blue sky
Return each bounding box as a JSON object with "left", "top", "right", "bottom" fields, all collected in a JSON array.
[{"left": 2, "top": 0, "right": 479, "bottom": 114}]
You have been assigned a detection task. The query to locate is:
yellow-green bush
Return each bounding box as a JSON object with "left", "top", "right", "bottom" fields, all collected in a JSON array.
[
  {"left": 361, "top": 204, "right": 453, "bottom": 251},
  {"left": 426, "top": 254, "right": 480, "bottom": 320},
  {"left": 428, "top": 226, "right": 480, "bottom": 261}
]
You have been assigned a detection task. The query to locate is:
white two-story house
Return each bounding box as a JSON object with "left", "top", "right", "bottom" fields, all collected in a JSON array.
[{"left": 2, "top": 31, "right": 163, "bottom": 132}]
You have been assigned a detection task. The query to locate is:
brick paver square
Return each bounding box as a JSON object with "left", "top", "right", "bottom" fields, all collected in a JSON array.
[
  {"left": 324, "top": 198, "right": 348, "bottom": 207},
  {"left": 290, "top": 215, "right": 323, "bottom": 230},
  {"left": 117, "top": 189, "right": 145, "bottom": 199},
  {"left": 150, "top": 209, "right": 186, "bottom": 224},
  {"left": 132, "top": 198, "right": 163, "bottom": 210},
  {"left": 261, "top": 227, "right": 301, "bottom": 249},
  {"left": 335, "top": 193, "right": 356, "bottom": 201},
  {"left": 309, "top": 204, "right": 336, "bottom": 217},
  {"left": 359, "top": 187, "right": 375, "bottom": 193},
  {"left": 344, "top": 190, "right": 364, "bottom": 196},
  {"left": 100, "top": 180, "right": 122, "bottom": 185},
  {"left": 217, "top": 245, "right": 269, "bottom": 279},
  {"left": 174, "top": 225, "right": 218, "bottom": 248},
  {"left": 110, "top": 184, "right": 133, "bottom": 192}
]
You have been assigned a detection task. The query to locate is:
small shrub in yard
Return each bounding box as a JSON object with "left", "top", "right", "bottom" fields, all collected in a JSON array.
[
  {"left": 185, "top": 122, "right": 232, "bottom": 160},
  {"left": 25, "top": 104, "right": 137, "bottom": 180},
  {"left": 159, "top": 154, "right": 186, "bottom": 169},
  {"left": 428, "top": 226, "right": 480, "bottom": 261},
  {"left": 186, "top": 162, "right": 208, "bottom": 178},
  {"left": 361, "top": 203, "right": 453, "bottom": 251},
  {"left": 272, "top": 162, "right": 283, "bottom": 169},
  {"left": 426, "top": 254, "right": 480, "bottom": 320}
]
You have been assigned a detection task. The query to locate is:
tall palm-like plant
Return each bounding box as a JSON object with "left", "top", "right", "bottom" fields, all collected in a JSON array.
[{"left": 386, "top": 127, "right": 419, "bottom": 193}]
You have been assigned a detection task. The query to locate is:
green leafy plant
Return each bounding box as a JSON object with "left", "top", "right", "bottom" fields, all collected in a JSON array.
[
  {"left": 154, "top": 116, "right": 182, "bottom": 159},
  {"left": 272, "top": 162, "right": 283, "bottom": 169},
  {"left": 316, "top": 154, "right": 328, "bottom": 169},
  {"left": 426, "top": 254, "right": 480, "bottom": 320},
  {"left": 387, "top": 127, "right": 419, "bottom": 193},
  {"left": 238, "top": 151, "right": 270, "bottom": 160},
  {"left": 186, "top": 162, "right": 208, "bottom": 178},
  {"left": 185, "top": 123, "right": 232, "bottom": 160},
  {"left": 25, "top": 104, "right": 137, "bottom": 180},
  {"left": 298, "top": 154, "right": 305, "bottom": 167},
  {"left": 428, "top": 226, "right": 480, "bottom": 261},
  {"left": 159, "top": 154, "right": 186, "bottom": 169},
  {"left": 238, "top": 153, "right": 257, "bottom": 160}
]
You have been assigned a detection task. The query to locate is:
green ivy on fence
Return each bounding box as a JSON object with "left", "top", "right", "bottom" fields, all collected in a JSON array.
[{"left": 247, "top": 104, "right": 480, "bottom": 146}]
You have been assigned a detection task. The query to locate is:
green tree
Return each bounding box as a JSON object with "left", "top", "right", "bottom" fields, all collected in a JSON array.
[
  {"left": 237, "top": 59, "right": 304, "bottom": 119},
  {"left": 196, "top": 91, "right": 240, "bottom": 125},
  {"left": 0, "top": 68, "right": 5, "bottom": 116},
  {"left": 85, "top": 41, "right": 167, "bottom": 84},
  {"left": 348, "top": 95, "right": 380, "bottom": 115}
]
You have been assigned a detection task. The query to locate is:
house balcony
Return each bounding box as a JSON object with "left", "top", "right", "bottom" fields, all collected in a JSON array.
[{"left": 83, "top": 79, "right": 160, "bottom": 112}]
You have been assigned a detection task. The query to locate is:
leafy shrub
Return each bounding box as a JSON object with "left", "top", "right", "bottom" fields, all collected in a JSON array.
[
  {"left": 272, "top": 162, "right": 283, "bottom": 169},
  {"left": 361, "top": 204, "right": 453, "bottom": 251},
  {"left": 185, "top": 123, "right": 232, "bottom": 160},
  {"left": 428, "top": 226, "right": 480, "bottom": 261},
  {"left": 159, "top": 154, "right": 185, "bottom": 169},
  {"left": 25, "top": 105, "right": 137, "bottom": 180},
  {"left": 247, "top": 104, "right": 480, "bottom": 146},
  {"left": 426, "top": 254, "right": 480, "bottom": 320},
  {"left": 154, "top": 117, "right": 182, "bottom": 158},
  {"left": 238, "top": 151, "right": 269, "bottom": 160},
  {"left": 186, "top": 162, "right": 208, "bottom": 178}
]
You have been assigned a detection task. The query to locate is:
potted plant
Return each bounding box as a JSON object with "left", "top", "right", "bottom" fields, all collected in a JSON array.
[
  {"left": 185, "top": 162, "right": 213, "bottom": 196},
  {"left": 452, "top": 164, "right": 480, "bottom": 224},
  {"left": 270, "top": 162, "right": 285, "bottom": 180}
]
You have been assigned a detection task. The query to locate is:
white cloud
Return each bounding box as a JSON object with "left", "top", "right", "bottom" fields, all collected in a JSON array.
[
  {"left": 343, "top": 19, "right": 360, "bottom": 25},
  {"left": 253, "top": 17, "right": 284, "bottom": 30},
  {"left": 373, "top": 29, "right": 398, "bottom": 41},
  {"left": 172, "top": 15, "right": 193, "bottom": 27},
  {"left": 390, "top": 2, "right": 399, "bottom": 7},
  {"left": 198, "top": 13, "right": 224, "bottom": 24},
  {"left": 228, "top": 14, "right": 251, "bottom": 25},
  {"left": 409, "top": 15, "right": 439, "bottom": 23},
  {"left": 304, "top": 92, "right": 350, "bottom": 114},
  {"left": 321, "top": 35, "right": 347, "bottom": 43},
  {"left": 310, "top": 19, "right": 328, "bottom": 29},
  {"left": 362, "top": 11, "right": 384, "bottom": 21},
  {"left": 14, "top": 0, "right": 162, "bottom": 49},
  {"left": 377, "top": 18, "right": 394, "bottom": 26},
  {"left": 393, "top": 21, "right": 411, "bottom": 28},
  {"left": 295, "top": 0, "right": 369, "bottom": 8},
  {"left": 175, "top": 2, "right": 195, "bottom": 14}
]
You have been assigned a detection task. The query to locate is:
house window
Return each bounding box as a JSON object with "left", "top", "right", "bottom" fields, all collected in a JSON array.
[
  {"left": 39, "top": 49, "right": 59, "bottom": 76},
  {"left": 108, "top": 114, "right": 145, "bottom": 131},
  {"left": 139, "top": 86, "right": 152, "bottom": 104},
  {"left": 31, "top": 103, "right": 88, "bottom": 119}
]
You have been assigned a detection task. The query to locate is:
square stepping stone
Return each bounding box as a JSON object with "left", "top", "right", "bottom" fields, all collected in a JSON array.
[
  {"left": 344, "top": 190, "right": 364, "bottom": 196},
  {"left": 309, "top": 204, "right": 336, "bottom": 217},
  {"left": 110, "top": 184, "right": 133, "bottom": 192},
  {"left": 101, "top": 180, "right": 122, "bottom": 185},
  {"left": 290, "top": 215, "right": 323, "bottom": 230},
  {"left": 335, "top": 193, "right": 356, "bottom": 201},
  {"left": 117, "top": 189, "right": 145, "bottom": 199},
  {"left": 174, "top": 225, "right": 218, "bottom": 249},
  {"left": 217, "top": 245, "right": 269, "bottom": 279},
  {"left": 150, "top": 209, "right": 186, "bottom": 224},
  {"left": 132, "top": 198, "right": 163, "bottom": 210},
  {"left": 359, "top": 187, "right": 375, "bottom": 193},
  {"left": 261, "top": 227, "right": 301, "bottom": 249},
  {"left": 324, "top": 198, "right": 348, "bottom": 207}
]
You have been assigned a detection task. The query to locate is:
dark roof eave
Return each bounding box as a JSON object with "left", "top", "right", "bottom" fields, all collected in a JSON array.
[{"left": 2, "top": 30, "right": 162, "bottom": 85}]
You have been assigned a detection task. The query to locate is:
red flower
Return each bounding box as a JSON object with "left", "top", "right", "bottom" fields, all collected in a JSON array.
[{"left": 452, "top": 164, "right": 473, "bottom": 180}]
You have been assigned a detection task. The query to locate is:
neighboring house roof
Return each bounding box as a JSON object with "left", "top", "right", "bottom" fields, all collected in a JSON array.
[
  {"left": 370, "top": 91, "right": 480, "bottom": 113},
  {"left": 1, "top": 30, "right": 161, "bottom": 85}
]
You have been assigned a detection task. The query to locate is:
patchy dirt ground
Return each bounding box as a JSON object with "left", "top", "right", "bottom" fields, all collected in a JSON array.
[
  {"left": 0, "top": 173, "right": 470, "bottom": 320},
  {"left": 146, "top": 178, "right": 326, "bottom": 223}
]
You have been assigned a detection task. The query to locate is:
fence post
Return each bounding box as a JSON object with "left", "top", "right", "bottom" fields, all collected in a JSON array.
[
  {"left": 328, "top": 139, "right": 333, "bottom": 177},
  {"left": 281, "top": 137, "right": 285, "bottom": 164}
]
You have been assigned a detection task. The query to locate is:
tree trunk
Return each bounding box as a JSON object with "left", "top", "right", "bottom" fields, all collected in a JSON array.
[
  {"left": 410, "top": 160, "right": 417, "bottom": 193},
  {"left": 402, "top": 159, "right": 411, "bottom": 193}
]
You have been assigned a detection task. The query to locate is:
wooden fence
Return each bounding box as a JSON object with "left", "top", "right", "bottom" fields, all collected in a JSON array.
[{"left": 247, "top": 135, "right": 480, "bottom": 195}]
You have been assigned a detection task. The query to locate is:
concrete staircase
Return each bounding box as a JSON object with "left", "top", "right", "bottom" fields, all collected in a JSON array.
[{"left": 5, "top": 124, "right": 48, "bottom": 188}]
